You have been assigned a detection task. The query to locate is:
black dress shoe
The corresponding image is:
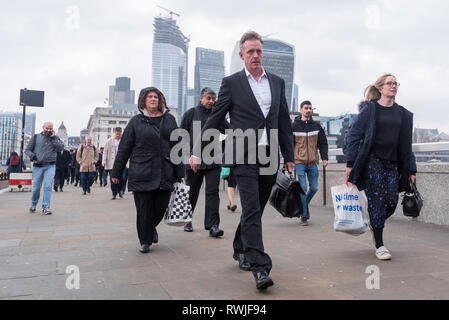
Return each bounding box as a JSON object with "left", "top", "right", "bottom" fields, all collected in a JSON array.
[
  {"left": 184, "top": 222, "right": 193, "bottom": 232},
  {"left": 209, "top": 225, "right": 224, "bottom": 238},
  {"left": 232, "top": 253, "right": 251, "bottom": 271},
  {"left": 119, "top": 191, "right": 123, "bottom": 198},
  {"left": 153, "top": 229, "right": 158, "bottom": 244},
  {"left": 111, "top": 195, "right": 116, "bottom": 200},
  {"left": 254, "top": 271, "right": 274, "bottom": 290},
  {"left": 139, "top": 244, "right": 150, "bottom": 253}
]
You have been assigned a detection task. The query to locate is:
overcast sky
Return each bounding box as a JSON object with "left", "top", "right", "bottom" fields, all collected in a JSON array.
[{"left": 1, "top": 0, "right": 448, "bottom": 135}]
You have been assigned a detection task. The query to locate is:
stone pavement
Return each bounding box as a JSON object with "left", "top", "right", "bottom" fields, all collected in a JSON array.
[{"left": 0, "top": 182, "right": 448, "bottom": 300}]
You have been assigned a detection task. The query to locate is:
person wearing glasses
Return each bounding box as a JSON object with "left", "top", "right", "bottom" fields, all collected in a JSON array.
[{"left": 345, "top": 73, "right": 416, "bottom": 261}]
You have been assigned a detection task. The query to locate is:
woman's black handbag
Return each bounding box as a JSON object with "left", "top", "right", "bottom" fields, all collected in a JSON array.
[
  {"left": 269, "top": 170, "right": 304, "bottom": 218},
  {"left": 402, "top": 181, "right": 423, "bottom": 217}
]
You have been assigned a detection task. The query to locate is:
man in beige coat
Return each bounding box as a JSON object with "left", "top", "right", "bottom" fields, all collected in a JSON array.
[
  {"left": 103, "top": 127, "right": 127, "bottom": 199},
  {"left": 76, "top": 136, "right": 99, "bottom": 195}
]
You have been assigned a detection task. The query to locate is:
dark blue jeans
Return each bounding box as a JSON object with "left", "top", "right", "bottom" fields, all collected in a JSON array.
[
  {"left": 295, "top": 164, "right": 319, "bottom": 216},
  {"left": 80, "top": 172, "right": 95, "bottom": 193}
]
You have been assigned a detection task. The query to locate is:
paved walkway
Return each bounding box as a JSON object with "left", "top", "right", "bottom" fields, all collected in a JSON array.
[{"left": 0, "top": 182, "right": 448, "bottom": 300}]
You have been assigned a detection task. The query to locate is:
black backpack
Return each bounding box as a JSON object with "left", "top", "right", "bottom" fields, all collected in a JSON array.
[{"left": 402, "top": 182, "right": 424, "bottom": 217}]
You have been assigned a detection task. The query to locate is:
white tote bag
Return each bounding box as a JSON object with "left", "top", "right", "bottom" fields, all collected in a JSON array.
[
  {"left": 164, "top": 182, "right": 193, "bottom": 226},
  {"left": 331, "top": 183, "right": 369, "bottom": 235}
]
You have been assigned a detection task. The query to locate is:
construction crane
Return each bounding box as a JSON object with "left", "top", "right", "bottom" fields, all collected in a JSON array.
[{"left": 157, "top": 5, "right": 180, "bottom": 19}]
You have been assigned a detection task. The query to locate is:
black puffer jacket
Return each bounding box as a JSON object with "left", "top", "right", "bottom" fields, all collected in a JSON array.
[{"left": 111, "top": 110, "right": 184, "bottom": 192}]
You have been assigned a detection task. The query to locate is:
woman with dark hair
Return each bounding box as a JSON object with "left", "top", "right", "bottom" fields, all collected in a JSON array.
[
  {"left": 112, "top": 87, "right": 184, "bottom": 253},
  {"left": 346, "top": 73, "right": 417, "bottom": 261}
]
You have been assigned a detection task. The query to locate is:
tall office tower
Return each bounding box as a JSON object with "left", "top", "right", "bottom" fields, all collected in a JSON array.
[
  {"left": 0, "top": 113, "right": 22, "bottom": 166},
  {"left": 152, "top": 16, "right": 189, "bottom": 116},
  {"left": 56, "top": 122, "right": 69, "bottom": 147},
  {"left": 186, "top": 88, "right": 196, "bottom": 110},
  {"left": 292, "top": 83, "right": 299, "bottom": 112},
  {"left": 230, "top": 38, "right": 295, "bottom": 111},
  {"left": 194, "top": 47, "right": 225, "bottom": 104},
  {"left": 108, "top": 77, "right": 136, "bottom": 109}
]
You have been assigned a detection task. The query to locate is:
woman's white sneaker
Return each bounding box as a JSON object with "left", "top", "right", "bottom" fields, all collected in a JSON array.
[{"left": 375, "top": 246, "right": 392, "bottom": 260}]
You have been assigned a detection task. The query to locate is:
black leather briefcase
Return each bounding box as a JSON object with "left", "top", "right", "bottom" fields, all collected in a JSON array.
[{"left": 269, "top": 170, "right": 304, "bottom": 218}]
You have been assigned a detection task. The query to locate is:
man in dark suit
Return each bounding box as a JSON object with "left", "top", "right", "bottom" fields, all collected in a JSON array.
[{"left": 190, "top": 31, "right": 294, "bottom": 290}]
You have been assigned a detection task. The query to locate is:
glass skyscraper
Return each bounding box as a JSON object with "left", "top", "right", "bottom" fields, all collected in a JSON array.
[
  {"left": 194, "top": 48, "right": 225, "bottom": 104},
  {"left": 230, "top": 38, "right": 295, "bottom": 111},
  {"left": 109, "top": 77, "right": 135, "bottom": 109},
  {"left": 152, "top": 17, "right": 189, "bottom": 116}
]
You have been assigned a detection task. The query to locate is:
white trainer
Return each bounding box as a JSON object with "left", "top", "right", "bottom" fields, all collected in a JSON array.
[{"left": 375, "top": 246, "right": 392, "bottom": 260}]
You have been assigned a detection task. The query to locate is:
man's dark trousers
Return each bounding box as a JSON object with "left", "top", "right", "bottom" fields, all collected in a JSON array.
[
  {"left": 232, "top": 164, "right": 277, "bottom": 274},
  {"left": 54, "top": 168, "right": 66, "bottom": 190},
  {"left": 185, "top": 167, "right": 221, "bottom": 230}
]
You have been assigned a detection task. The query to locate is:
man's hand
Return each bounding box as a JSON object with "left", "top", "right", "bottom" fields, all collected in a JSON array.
[
  {"left": 51, "top": 129, "right": 56, "bottom": 137},
  {"left": 189, "top": 156, "right": 201, "bottom": 173},
  {"left": 102, "top": 162, "right": 106, "bottom": 168},
  {"left": 284, "top": 162, "right": 294, "bottom": 173},
  {"left": 112, "top": 178, "right": 120, "bottom": 184},
  {"left": 410, "top": 175, "right": 416, "bottom": 184},
  {"left": 323, "top": 160, "right": 328, "bottom": 168}
]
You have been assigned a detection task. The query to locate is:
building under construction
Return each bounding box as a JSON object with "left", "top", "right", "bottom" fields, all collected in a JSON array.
[{"left": 152, "top": 16, "right": 190, "bottom": 116}]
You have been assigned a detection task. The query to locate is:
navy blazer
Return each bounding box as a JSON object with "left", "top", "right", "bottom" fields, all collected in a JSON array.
[
  {"left": 195, "top": 69, "right": 294, "bottom": 166},
  {"left": 346, "top": 101, "right": 417, "bottom": 192}
]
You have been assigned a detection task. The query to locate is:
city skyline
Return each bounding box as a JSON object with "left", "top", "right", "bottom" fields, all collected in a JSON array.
[{"left": 1, "top": 1, "right": 448, "bottom": 135}]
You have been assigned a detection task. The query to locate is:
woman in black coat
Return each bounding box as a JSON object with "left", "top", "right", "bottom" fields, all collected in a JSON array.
[
  {"left": 346, "top": 73, "right": 417, "bottom": 261},
  {"left": 112, "top": 87, "right": 184, "bottom": 253}
]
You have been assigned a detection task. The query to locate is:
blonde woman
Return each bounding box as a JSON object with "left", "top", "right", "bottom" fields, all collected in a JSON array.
[{"left": 346, "top": 74, "right": 416, "bottom": 260}]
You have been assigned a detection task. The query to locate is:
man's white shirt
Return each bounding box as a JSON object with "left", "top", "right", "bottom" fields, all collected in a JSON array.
[{"left": 244, "top": 67, "right": 272, "bottom": 146}]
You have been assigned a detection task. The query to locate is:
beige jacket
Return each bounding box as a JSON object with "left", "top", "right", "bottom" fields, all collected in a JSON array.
[
  {"left": 103, "top": 137, "right": 120, "bottom": 170},
  {"left": 76, "top": 144, "right": 99, "bottom": 173}
]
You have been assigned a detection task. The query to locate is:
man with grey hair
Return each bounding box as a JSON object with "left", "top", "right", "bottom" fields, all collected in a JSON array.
[
  {"left": 25, "top": 122, "right": 64, "bottom": 215},
  {"left": 190, "top": 31, "right": 294, "bottom": 290},
  {"left": 180, "top": 87, "right": 228, "bottom": 237}
]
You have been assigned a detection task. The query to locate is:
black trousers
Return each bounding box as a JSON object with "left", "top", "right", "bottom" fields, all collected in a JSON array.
[
  {"left": 54, "top": 168, "right": 66, "bottom": 190},
  {"left": 96, "top": 167, "right": 104, "bottom": 185},
  {"left": 232, "top": 164, "right": 277, "bottom": 275},
  {"left": 185, "top": 167, "right": 221, "bottom": 230},
  {"left": 133, "top": 190, "right": 171, "bottom": 245}
]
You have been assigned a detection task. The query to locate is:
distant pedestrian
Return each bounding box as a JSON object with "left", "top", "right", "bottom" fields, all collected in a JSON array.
[
  {"left": 225, "top": 168, "right": 238, "bottom": 212},
  {"left": 346, "top": 73, "right": 417, "bottom": 261},
  {"left": 103, "top": 127, "right": 127, "bottom": 199},
  {"left": 73, "top": 149, "right": 81, "bottom": 187},
  {"left": 25, "top": 122, "right": 63, "bottom": 215},
  {"left": 112, "top": 87, "right": 184, "bottom": 254},
  {"left": 292, "top": 100, "right": 328, "bottom": 226},
  {"left": 68, "top": 149, "right": 76, "bottom": 184},
  {"left": 6, "top": 151, "right": 26, "bottom": 177},
  {"left": 54, "top": 144, "right": 71, "bottom": 192},
  {"left": 76, "top": 136, "right": 99, "bottom": 195},
  {"left": 95, "top": 147, "right": 105, "bottom": 186}
]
